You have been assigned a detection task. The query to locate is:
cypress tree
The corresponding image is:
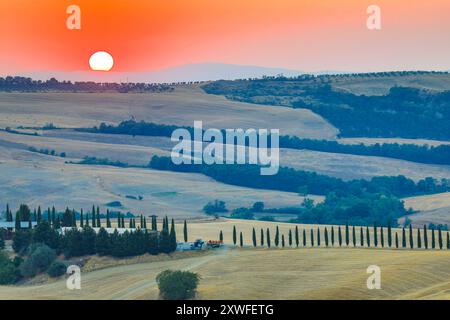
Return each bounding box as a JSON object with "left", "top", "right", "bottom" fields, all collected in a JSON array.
[
  {"left": 169, "top": 218, "right": 177, "bottom": 251},
  {"left": 47, "top": 208, "right": 51, "bottom": 224},
  {"left": 91, "top": 205, "right": 96, "bottom": 227},
  {"left": 402, "top": 227, "right": 406, "bottom": 248},
  {"left": 219, "top": 230, "right": 223, "bottom": 242},
  {"left": 424, "top": 225, "right": 428, "bottom": 249},
  {"left": 310, "top": 229, "right": 314, "bottom": 247},
  {"left": 373, "top": 222, "right": 378, "bottom": 247},
  {"left": 5, "top": 204, "right": 10, "bottom": 222},
  {"left": 233, "top": 226, "right": 237, "bottom": 246},
  {"left": 72, "top": 209, "right": 77, "bottom": 227},
  {"left": 129, "top": 218, "right": 133, "bottom": 229},
  {"left": 338, "top": 226, "right": 342, "bottom": 247},
  {"left": 303, "top": 229, "right": 306, "bottom": 247},
  {"left": 267, "top": 228, "right": 271, "bottom": 248},
  {"left": 55, "top": 215, "right": 61, "bottom": 229},
  {"left": 345, "top": 222, "right": 349, "bottom": 246},
  {"left": 117, "top": 212, "right": 121, "bottom": 228},
  {"left": 281, "top": 234, "right": 285, "bottom": 247},
  {"left": 331, "top": 226, "right": 335, "bottom": 246},
  {"left": 28, "top": 215, "right": 32, "bottom": 229},
  {"left": 352, "top": 226, "right": 357, "bottom": 247},
  {"left": 438, "top": 226, "right": 443, "bottom": 250},
  {"left": 288, "top": 229, "right": 292, "bottom": 247},
  {"left": 121, "top": 217, "right": 125, "bottom": 228},
  {"left": 80, "top": 209, "right": 84, "bottom": 227},
  {"left": 252, "top": 228, "right": 257, "bottom": 247},
  {"left": 51, "top": 207, "right": 56, "bottom": 226},
  {"left": 275, "top": 226, "right": 279, "bottom": 247},
  {"left": 85, "top": 213, "right": 90, "bottom": 227},
  {"left": 395, "top": 232, "right": 399, "bottom": 248},
  {"left": 324, "top": 227, "right": 329, "bottom": 247},
  {"left": 446, "top": 232, "right": 449, "bottom": 250},
  {"left": 409, "top": 225, "right": 414, "bottom": 249},
  {"left": 366, "top": 226, "right": 370, "bottom": 247},
  {"left": 380, "top": 226, "right": 385, "bottom": 248},
  {"left": 32, "top": 209, "right": 36, "bottom": 222},
  {"left": 143, "top": 217, "right": 147, "bottom": 229},
  {"left": 417, "top": 228, "right": 422, "bottom": 249},
  {"left": 183, "top": 220, "right": 188, "bottom": 242},
  {"left": 37, "top": 206, "right": 42, "bottom": 223},
  {"left": 360, "top": 227, "right": 364, "bottom": 247},
  {"left": 152, "top": 216, "right": 157, "bottom": 231},
  {"left": 15, "top": 211, "right": 21, "bottom": 230},
  {"left": 317, "top": 228, "right": 321, "bottom": 247},
  {"left": 295, "top": 226, "right": 299, "bottom": 247},
  {"left": 260, "top": 228, "right": 264, "bottom": 246},
  {"left": 106, "top": 210, "right": 111, "bottom": 228},
  {"left": 431, "top": 226, "right": 436, "bottom": 249},
  {"left": 387, "top": 220, "right": 392, "bottom": 247},
  {"left": 140, "top": 215, "right": 144, "bottom": 228},
  {"left": 96, "top": 211, "right": 101, "bottom": 228},
  {"left": 239, "top": 232, "right": 243, "bottom": 247}
]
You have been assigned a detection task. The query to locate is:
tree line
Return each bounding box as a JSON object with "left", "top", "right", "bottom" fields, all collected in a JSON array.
[{"left": 228, "top": 222, "right": 450, "bottom": 250}]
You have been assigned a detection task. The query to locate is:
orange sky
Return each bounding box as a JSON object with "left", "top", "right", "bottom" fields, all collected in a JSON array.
[{"left": 1, "top": 0, "right": 450, "bottom": 73}]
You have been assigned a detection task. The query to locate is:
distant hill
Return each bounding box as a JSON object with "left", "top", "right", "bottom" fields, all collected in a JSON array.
[{"left": 10, "top": 63, "right": 304, "bottom": 83}]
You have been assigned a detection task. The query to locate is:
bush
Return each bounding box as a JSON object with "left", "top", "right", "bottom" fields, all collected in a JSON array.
[
  {"left": 19, "top": 244, "right": 56, "bottom": 278},
  {"left": 156, "top": 270, "right": 200, "bottom": 300},
  {"left": 47, "top": 261, "right": 67, "bottom": 278},
  {"left": 0, "top": 252, "right": 18, "bottom": 284}
]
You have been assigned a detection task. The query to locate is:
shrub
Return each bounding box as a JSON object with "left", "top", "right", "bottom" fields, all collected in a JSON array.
[
  {"left": 19, "top": 244, "right": 56, "bottom": 278},
  {"left": 156, "top": 270, "right": 199, "bottom": 300},
  {"left": 0, "top": 251, "right": 18, "bottom": 284},
  {"left": 47, "top": 261, "right": 67, "bottom": 278}
]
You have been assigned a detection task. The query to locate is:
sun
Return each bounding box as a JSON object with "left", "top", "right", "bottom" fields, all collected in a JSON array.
[{"left": 89, "top": 51, "right": 114, "bottom": 71}]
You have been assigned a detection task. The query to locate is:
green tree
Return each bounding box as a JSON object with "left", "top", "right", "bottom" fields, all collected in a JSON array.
[
  {"left": 409, "top": 225, "right": 414, "bottom": 249},
  {"left": 156, "top": 270, "right": 199, "bottom": 300},
  {"left": 295, "top": 226, "right": 299, "bottom": 247},
  {"left": 324, "top": 227, "right": 329, "bottom": 247},
  {"left": 352, "top": 226, "right": 356, "bottom": 247},
  {"left": 37, "top": 206, "right": 42, "bottom": 223},
  {"left": 373, "top": 222, "right": 378, "bottom": 247},
  {"left": 252, "top": 228, "right": 257, "bottom": 247},
  {"left": 183, "top": 220, "right": 188, "bottom": 242},
  {"left": 106, "top": 210, "right": 111, "bottom": 228},
  {"left": 80, "top": 209, "right": 84, "bottom": 228},
  {"left": 281, "top": 234, "right": 285, "bottom": 247},
  {"left": 317, "top": 228, "right": 321, "bottom": 247},
  {"left": 232, "top": 226, "right": 237, "bottom": 246},
  {"left": 219, "top": 230, "right": 223, "bottom": 242},
  {"left": 275, "top": 226, "right": 280, "bottom": 247},
  {"left": 380, "top": 226, "right": 384, "bottom": 248},
  {"left": 288, "top": 229, "right": 292, "bottom": 247},
  {"left": 338, "top": 226, "right": 342, "bottom": 247},
  {"left": 431, "top": 226, "right": 436, "bottom": 249},
  {"left": 402, "top": 228, "right": 406, "bottom": 248},
  {"left": 266, "top": 228, "right": 271, "bottom": 248},
  {"left": 438, "top": 226, "right": 443, "bottom": 250},
  {"left": 260, "top": 228, "right": 264, "bottom": 246},
  {"left": 169, "top": 218, "right": 177, "bottom": 252},
  {"left": 0, "top": 251, "right": 17, "bottom": 284},
  {"left": 302, "top": 229, "right": 306, "bottom": 247},
  {"left": 423, "top": 225, "right": 428, "bottom": 249},
  {"left": 96, "top": 210, "right": 101, "bottom": 228},
  {"left": 447, "top": 232, "right": 450, "bottom": 250},
  {"left": 310, "top": 229, "right": 314, "bottom": 247},
  {"left": 417, "top": 228, "right": 422, "bottom": 249},
  {"left": 91, "top": 205, "right": 96, "bottom": 227},
  {"left": 61, "top": 207, "right": 72, "bottom": 227},
  {"left": 366, "top": 226, "right": 370, "bottom": 247},
  {"left": 360, "top": 227, "right": 364, "bottom": 247},
  {"left": 345, "top": 222, "right": 349, "bottom": 246},
  {"left": 387, "top": 220, "right": 392, "bottom": 247},
  {"left": 95, "top": 227, "right": 110, "bottom": 255},
  {"left": 395, "top": 232, "right": 399, "bottom": 248},
  {"left": 331, "top": 226, "right": 335, "bottom": 246},
  {"left": 240, "top": 232, "right": 243, "bottom": 247}
]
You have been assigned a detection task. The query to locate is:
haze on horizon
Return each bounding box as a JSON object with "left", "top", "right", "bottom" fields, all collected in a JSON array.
[{"left": 1, "top": 0, "right": 450, "bottom": 75}]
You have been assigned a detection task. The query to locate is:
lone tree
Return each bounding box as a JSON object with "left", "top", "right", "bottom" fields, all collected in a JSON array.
[
  {"left": 156, "top": 270, "right": 199, "bottom": 300},
  {"left": 373, "top": 222, "right": 378, "bottom": 247},
  {"left": 183, "top": 220, "right": 188, "bottom": 242},
  {"left": 402, "top": 228, "right": 406, "bottom": 248},
  {"left": 275, "top": 226, "right": 280, "bottom": 247},
  {"left": 345, "top": 222, "right": 349, "bottom": 246},
  {"left": 232, "top": 226, "right": 237, "bottom": 246},
  {"left": 360, "top": 227, "right": 364, "bottom": 247},
  {"left": 219, "top": 230, "right": 223, "bottom": 242},
  {"left": 417, "top": 228, "right": 422, "bottom": 249},
  {"left": 331, "top": 226, "right": 335, "bottom": 246},
  {"left": 424, "top": 225, "right": 429, "bottom": 249},
  {"left": 252, "top": 228, "right": 257, "bottom": 247},
  {"left": 387, "top": 220, "right": 392, "bottom": 247},
  {"left": 431, "top": 226, "right": 436, "bottom": 249},
  {"left": 409, "top": 225, "right": 414, "bottom": 249}
]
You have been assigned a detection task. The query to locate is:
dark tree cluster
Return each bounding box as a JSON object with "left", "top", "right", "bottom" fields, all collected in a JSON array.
[{"left": 0, "top": 76, "right": 173, "bottom": 93}]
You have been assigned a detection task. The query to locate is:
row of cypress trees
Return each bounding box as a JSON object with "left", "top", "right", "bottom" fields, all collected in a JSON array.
[{"left": 227, "top": 222, "right": 450, "bottom": 250}]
